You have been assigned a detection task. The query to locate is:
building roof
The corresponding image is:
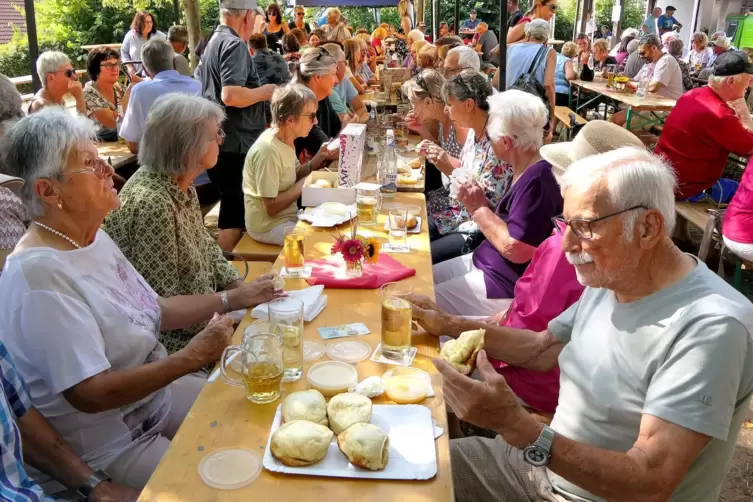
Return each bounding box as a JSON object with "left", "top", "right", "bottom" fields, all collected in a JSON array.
[{"left": 0, "top": 0, "right": 25, "bottom": 44}]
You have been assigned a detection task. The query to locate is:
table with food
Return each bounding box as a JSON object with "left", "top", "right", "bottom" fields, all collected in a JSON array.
[
  {"left": 137, "top": 116, "right": 463, "bottom": 502},
  {"left": 569, "top": 75, "right": 677, "bottom": 130}
]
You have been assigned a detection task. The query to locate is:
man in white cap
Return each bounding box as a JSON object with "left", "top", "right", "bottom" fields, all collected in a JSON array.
[{"left": 200, "top": 0, "right": 277, "bottom": 251}]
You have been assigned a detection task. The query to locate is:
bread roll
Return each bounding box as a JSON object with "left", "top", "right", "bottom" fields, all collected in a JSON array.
[
  {"left": 282, "top": 390, "right": 328, "bottom": 427},
  {"left": 393, "top": 214, "right": 418, "bottom": 229},
  {"left": 439, "top": 329, "right": 485, "bottom": 375},
  {"left": 397, "top": 174, "right": 418, "bottom": 185},
  {"left": 270, "top": 420, "right": 333, "bottom": 467},
  {"left": 408, "top": 158, "right": 422, "bottom": 169},
  {"left": 314, "top": 179, "right": 332, "bottom": 188},
  {"left": 337, "top": 423, "right": 389, "bottom": 470},
  {"left": 326, "top": 393, "right": 372, "bottom": 434}
]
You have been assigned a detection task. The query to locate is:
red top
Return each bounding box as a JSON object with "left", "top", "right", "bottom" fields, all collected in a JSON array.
[
  {"left": 371, "top": 38, "right": 382, "bottom": 50},
  {"left": 517, "top": 16, "right": 532, "bottom": 25},
  {"left": 654, "top": 86, "right": 753, "bottom": 199}
]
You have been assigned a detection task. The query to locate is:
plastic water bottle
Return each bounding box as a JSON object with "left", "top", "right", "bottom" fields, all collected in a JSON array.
[
  {"left": 587, "top": 52, "right": 594, "bottom": 70},
  {"left": 380, "top": 129, "right": 398, "bottom": 198}
]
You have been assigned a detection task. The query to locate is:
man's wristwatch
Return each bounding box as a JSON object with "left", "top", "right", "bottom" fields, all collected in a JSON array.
[
  {"left": 75, "top": 470, "right": 111, "bottom": 501},
  {"left": 522, "top": 424, "right": 555, "bottom": 467}
]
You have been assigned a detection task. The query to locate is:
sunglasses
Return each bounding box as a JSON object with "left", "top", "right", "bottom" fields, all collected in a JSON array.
[
  {"left": 547, "top": 3, "right": 558, "bottom": 11},
  {"left": 301, "top": 113, "right": 317, "bottom": 122},
  {"left": 59, "top": 69, "right": 76, "bottom": 78},
  {"left": 296, "top": 12, "right": 304, "bottom": 16},
  {"left": 452, "top": 74, "right": 473, "bottom": 98}
]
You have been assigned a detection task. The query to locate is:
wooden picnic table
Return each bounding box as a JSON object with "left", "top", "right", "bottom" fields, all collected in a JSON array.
[
  {"left": 138, "top": 191, "right": 453, "bottom": 502},
  {"left": 97, "top": 141, "right": 137, "bottom": 170},
  {"left": 570, "top": 76, "right": 677, "bottom": 130}
]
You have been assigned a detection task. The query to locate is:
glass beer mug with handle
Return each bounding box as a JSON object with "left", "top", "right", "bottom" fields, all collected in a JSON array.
[
  {"left": 220, "top": 331, "right": 284, "bottom": 404},
  {"left": 356, "top": 186, "right": 382, "bottom": 226}
]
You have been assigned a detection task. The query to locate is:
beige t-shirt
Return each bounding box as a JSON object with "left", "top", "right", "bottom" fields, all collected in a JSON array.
[{"left": 243, "top": 128, "right": 299, "bottom": 233}]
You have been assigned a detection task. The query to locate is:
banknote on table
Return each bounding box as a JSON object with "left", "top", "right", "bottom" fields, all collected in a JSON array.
[{"left": 318, "top": 323, "right": 371, "bottom": 340}]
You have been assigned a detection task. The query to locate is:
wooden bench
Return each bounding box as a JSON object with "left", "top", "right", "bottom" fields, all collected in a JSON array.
[
  {"left": 675, "top": 201, "right": 724, "bottom": 261},
  {"left": 554, "top": 106, "right": 587, "bottom": 141},
  {"left": 232, "top": 234, "right": 283, "bottom": 263}
]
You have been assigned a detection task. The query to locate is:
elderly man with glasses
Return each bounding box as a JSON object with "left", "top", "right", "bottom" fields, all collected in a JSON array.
[
  {"left": 443, "top": 45, "right": 481, "bottom": 78},
  {"left": 411, "top": 146, "right": 753, "bottom": 502},
  {"left": 28, "top": 51, "right": 86, "bottom": 115}
]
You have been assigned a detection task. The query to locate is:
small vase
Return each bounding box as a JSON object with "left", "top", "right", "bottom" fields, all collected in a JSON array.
[{"left": 346, "top": 260, "right": 363, "bottom": 278}]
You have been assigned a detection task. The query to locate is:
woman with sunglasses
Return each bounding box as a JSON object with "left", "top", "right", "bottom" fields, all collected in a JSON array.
[
  {"left": 28, "top": 51, "right": 87, "bottom": 116},
  {"left": 0, "top": 105, "right": 279, "bottom": 490},
  {"left": 288, "top": 6, "right": 311, "bottom": 35},
  {"left": 425, "top": 70, "right": 512, "bottom": 265},
  {"left": 264, "top": 2, "right": 290, "bottom": 55},
  {"left": 83, "top": 47, "right": 125, "bottom": 134},
  {"left": 243, "top": 84, "right": 336, "bottom": 246},
  {"left": 506, "top": 0, "right": 558, "bottom": 44}
]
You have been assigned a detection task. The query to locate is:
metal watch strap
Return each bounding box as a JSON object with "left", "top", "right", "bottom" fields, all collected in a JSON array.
[
  {"left": 536, "top": 424, "right": 555, "bottom": 453},
  {"left": 220, "top": 290, "right": 231, "bottom": 313},
  {"left": 76, "top": 470, "right": 111, "bottom": 501}
]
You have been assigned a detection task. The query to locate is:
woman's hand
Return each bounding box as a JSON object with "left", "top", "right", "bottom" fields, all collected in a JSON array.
[
  {"left": 456, "top": 181, "right": 491, "bottom": 215},
  {"left": 228, "top": 275, "right": 285, "bottom": 309},
  {"left": 405, "top": 111, "right": 423, "bottom": 133},
  {"left": 417, "top": 139, "right": 448, "bottom": 165},
  {"left": 184, "top": 313, "right": 235, "bottom": 367}
]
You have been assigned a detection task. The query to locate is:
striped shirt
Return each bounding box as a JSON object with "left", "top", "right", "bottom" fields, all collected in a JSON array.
[{"left": 0, "top": 341, "right": 47, "bottom": 501}]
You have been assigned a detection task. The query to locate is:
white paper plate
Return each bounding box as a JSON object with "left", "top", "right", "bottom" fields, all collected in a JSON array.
[
  {"left": 199, "top": 448, "right": 262, "bottom": 490},
  {"left": 299, "top": 203, "right": 357, "bottom": 227},
  {"left": 263, "top": 404, "right": 437, "bottom": 480}
]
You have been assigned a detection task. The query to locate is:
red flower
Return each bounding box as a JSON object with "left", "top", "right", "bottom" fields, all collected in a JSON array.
[{"left": 340, "top": 239, "right": 365, "bottom": 263}]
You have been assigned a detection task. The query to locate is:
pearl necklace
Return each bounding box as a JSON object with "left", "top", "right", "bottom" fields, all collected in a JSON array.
[{"left": 33, "top": 221, "right": 82, "bottom": 249}]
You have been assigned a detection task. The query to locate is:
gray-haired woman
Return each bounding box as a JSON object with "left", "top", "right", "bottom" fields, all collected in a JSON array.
[
  {"left": 243, "top": 84, "right": 338, "bottom": 245},
  {"left": 105, "top": 93, "right": 282, "bottom": 354},
  {"left": 0, "top": 106, "right": 274, "bottom": 490},
  {"left": 426, "top": 69, "right": 511, "bottom": 265},
  {"left": 291, "top": 47, "right": 341, "bottom": 161}
]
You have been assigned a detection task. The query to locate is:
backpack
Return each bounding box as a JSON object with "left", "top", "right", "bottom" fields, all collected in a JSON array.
[{"left": 510, "top": 45, "right": 549, "bottom": 107}]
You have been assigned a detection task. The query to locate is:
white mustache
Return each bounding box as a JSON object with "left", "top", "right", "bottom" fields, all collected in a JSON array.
[{"left": 566, "top": 251, "right": 594, "bottom": 266}]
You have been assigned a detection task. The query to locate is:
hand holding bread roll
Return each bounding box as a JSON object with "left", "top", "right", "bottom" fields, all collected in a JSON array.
[{"left": 439, "top": 329, "right": 485, "bottom": 375}]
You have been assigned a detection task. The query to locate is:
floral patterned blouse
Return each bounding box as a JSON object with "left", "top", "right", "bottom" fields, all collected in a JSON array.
[
  {"left": 83, "top": 81, "right": 124, "bottom": 127},
  {"left": 427, "top": 129, "right": 512, "bottom": 235}
]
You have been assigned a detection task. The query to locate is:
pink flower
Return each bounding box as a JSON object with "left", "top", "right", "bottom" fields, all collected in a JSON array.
[{"left": 340, "top": 239, "right": 365, "bottom": 264}]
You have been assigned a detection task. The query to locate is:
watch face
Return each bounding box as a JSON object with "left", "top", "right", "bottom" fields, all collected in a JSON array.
[{"left": 523, "top": 445, "right": 549, "bottom": 467}]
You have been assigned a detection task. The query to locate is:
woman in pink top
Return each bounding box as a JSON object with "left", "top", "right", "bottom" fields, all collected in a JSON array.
[{"left": 722, "top": 157, "right": 753, "bottom": 260}]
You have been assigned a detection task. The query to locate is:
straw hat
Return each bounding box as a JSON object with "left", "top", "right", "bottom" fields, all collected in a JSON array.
[
  {"left": 540, "top": 120, "right": 645, "bottom": 177},
  {"left": 0, "top": 174, "right": 22, "bottom": 190}
]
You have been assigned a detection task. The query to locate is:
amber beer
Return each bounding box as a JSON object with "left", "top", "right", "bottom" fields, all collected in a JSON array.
[
  {"left": 283, "top": 228, "right": 305, "bottom": 275},
  {"left": 357, "top": 196, "right": 380, "bottom": 226},
  {"left": 607, "top": 71, "right": 616, "bottom": 88},
  {"left": 381, "top": 283, "right": 413, "bottom": 359},
  {"left": 244, "top": 360, "right": 284, "bottom": 404}
]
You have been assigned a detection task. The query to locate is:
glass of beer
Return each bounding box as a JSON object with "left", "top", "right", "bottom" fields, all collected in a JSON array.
[
  {"left": 381, "top": 282, "right": 413, "bottom": 360},
  {"left": 283, "top": 227, "right": 305, "bottom": 276},
  {"left": 221, "top": 331, "right": 283, "bottom": 404},
  {"left": 269, "top": 298, "right": 304, "bottom": 382},
  {"left": 357, "top": 187, "right": 381, "bottom": 226},
  {"left": 394, "top": 122, "right": 409, "bottom": 151},
  {"left": 388, "top": 207, "right": 409, "bottom": 250}
]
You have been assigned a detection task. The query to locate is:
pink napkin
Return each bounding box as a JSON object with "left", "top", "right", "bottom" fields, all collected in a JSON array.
[{"left": 305, "top": 254, "right": 416, "bottom": 289}]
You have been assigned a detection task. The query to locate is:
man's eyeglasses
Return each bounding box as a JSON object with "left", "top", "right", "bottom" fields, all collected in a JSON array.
[
  {"left": 65, "top": 157, "right": 112, "bottom": 179},
  {"left": 551, "top": 205, "right": 647, "bottom": 240}
]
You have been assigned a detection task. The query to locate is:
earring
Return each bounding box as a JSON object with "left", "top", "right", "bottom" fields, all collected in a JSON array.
[{"left": 57, "top": 198, "right": 63, "bottom": 210}]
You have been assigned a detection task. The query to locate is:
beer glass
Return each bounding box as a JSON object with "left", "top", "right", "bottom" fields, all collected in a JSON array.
[
  {"left": 357, "top": 187, "right": 381, "bottom": 226},
  {"left": 381, "top": 282, "right": 413, "bottom": 359},
  {"left": 388, "top": 207, "right": 409, "bottom": 250},
  {"left": 221, "top": 332, "right": 283, "bottom": 404},
  {"left": 269, "top": 298, "right": 304, "bottom": 382},
  {"left": 394, "top": 122, "right": 409, "bottom": 151},
  {"left": 283, "top": 227, "right": 305, "bottom": 276}
]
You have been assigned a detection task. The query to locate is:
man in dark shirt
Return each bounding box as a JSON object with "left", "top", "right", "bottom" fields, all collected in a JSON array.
[
  {"left": 200, "top": 0, "right": 276, "bottom": 251},
  {"left": 507, "top": 0, "right": 523, "bottom": 29},
  {"left": 248, "top": 34, "right": 292, "bottom": 85},
  {"left": 288, "top": 5, "right": 311, "bottom": 34}
]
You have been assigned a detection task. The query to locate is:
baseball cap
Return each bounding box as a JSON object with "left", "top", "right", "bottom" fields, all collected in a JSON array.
[
  {"left": 220, "top": 0, "right": 257, "bottom": 9},
  {"left": 666, "top": 5, "right": 676, "bottom": 10},
  {"left": 540, "top": 120, "right": 645, "bottom": 177},
  {"left": 0, "top": 173, "right": 23, "bottom": 190},
  {"left": 713, "top": 50, "right": 753, "bottom": 77},
  {"left": 470, "top": 9, "right": 477, "bottom": 13}
]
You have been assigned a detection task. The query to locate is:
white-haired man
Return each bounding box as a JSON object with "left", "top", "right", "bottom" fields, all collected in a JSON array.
[
  {"left": 28, "top": 51, "right": 86, "bottom": 115},
  {"left": 119, "top": 39, "right": 201, "bottom": 154},
  {"left": 474, "top": 23, "right": 498, "bottom": 65},
  {"left": 420, "top": 147, "right": 753, "bottom": 501},
  {"left": 443, "top": 45, "right": 480, "bottom": 78},
  {"left": 655, "top": 51, "right": 753, "bottom": 199},
  {"left": 200, "top": 0, "right": 277, "bottom": 251}
]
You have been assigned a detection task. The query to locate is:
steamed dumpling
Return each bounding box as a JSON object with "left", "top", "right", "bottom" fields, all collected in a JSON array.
[
  {"left": 326, "top": 393, "right": 372, "bottom": 434},
  {"left": 337, "top": 423, "right": 389, "bottom": 470},
  {"left": 270, "top": 420, "right": 333, "bottom": 467},
  {"left": 282, "top": 390, "right": 328, "bottom": 427},
  {"left": 439, "top": 329, "right": 485, "bottom": 375}
]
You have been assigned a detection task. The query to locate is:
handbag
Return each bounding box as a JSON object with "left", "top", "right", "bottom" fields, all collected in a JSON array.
[{"left": 510, "top": 45, "right": 550, "bottom": 107}]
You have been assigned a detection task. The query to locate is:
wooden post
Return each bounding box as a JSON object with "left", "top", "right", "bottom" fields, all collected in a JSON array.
[
  {"left": 432, "top": 0, "right": 439, "bottom": 39},
  {"left": 416, "top": 0, "right": 424, "bottom": 25},
  {"left": 573, "top": 0, "right": 581, "bottom": 40},
  {"left": 183, "top": 0, "right": 201, "bottom": 69},
  {"left": 454, "top": 0, "right": 459, "bottom": 34},
  {"left": 23, "top": 0, "right": 41, "bottom": 92},
  {"left": 499, "top": 0, "right": 508, "bottom": 91}
]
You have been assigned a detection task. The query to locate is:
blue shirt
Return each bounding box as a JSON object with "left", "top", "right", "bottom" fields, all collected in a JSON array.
[
  {"left": 657, "top": 14, "right": 678, "bottom": 33},
  {"left": 335, "top": 77, "right": 358, "bottom": 107},
  {"left": 0, "top": 341, "right": 47, "bottom": 502},
  {"left": 119, "top": 70, "right": 201, "bottom": 143},
  {"left": 642, "top": 14, "right": 657, "bottom": 35},
  {"left": 462, "top": 18, "right": 481, "bottom": 29},
  {"left": 506, "top": 42, "right": 551, "bottom": 91},
  {"left": 554, "top": 53, "right": 571, "bottom": 95}
]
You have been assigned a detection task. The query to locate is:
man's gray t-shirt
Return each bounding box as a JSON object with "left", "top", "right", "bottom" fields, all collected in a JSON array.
[
  {"left": 200, "top": 25, "right": 265, "bottom": 154},
  {"left": 547, "top": 258, "right": 753, "bottom": 502},
  {"left": 478, "top": 30, "right": 498, "bottom": 63}
]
